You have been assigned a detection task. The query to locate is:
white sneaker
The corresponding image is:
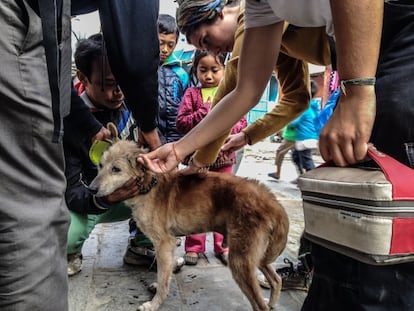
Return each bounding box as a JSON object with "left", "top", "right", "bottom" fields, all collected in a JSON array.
[{"left": 67, "top": 252, "right": 82, "bottom": 277}]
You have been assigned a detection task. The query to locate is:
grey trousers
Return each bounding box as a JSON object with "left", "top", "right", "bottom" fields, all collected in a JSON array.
[{"left": 0, "top": 1, "right": 70, "bottom": 310}]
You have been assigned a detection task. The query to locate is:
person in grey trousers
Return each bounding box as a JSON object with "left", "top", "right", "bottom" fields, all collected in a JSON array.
[{"left": 0, "top": 1, "right": 161, "bottom": 310}]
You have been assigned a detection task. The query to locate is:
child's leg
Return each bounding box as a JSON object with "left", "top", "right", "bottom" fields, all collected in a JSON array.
[
  {"left": 185, "top": 234, "right": 207, "bottom": 253},
  {"left": 213, "top": 232, "right": 228, "bottom": 255},
  {"left": 67, "top": 211, "right": 98, "bottom": 255}
]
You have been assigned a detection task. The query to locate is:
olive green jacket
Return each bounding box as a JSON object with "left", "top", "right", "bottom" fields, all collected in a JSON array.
[{"left": 194, "top": 1, "right": 331, "bottom": 165}]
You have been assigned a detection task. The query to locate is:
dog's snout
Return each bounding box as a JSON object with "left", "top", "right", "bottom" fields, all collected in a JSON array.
[
  {"left": 87, "top": 181, "right": 98, "bottom": 195},
  {"left": 88, "top": 185, "right": 98, "bottom": 195}
]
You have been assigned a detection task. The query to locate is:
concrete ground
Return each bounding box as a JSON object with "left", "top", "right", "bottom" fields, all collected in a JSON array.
[{"left": 68, "top": 140, "right": 323, "bottom": 311}]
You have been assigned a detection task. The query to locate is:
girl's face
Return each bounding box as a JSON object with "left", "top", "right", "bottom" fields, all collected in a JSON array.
[
  {"left": 188, "top": 13, "right": 236, "bottom": 55},
  {"left": 196, "top": 54, "right": 224, "bottom": 88}
]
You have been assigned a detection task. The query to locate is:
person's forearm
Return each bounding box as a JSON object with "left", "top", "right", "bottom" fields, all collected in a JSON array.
[
  {"left": 99, "top": 0, "right": 160, "bottom": 132},
  {"left": 330, "top": 0, "right": 382, "bottom": 81}
]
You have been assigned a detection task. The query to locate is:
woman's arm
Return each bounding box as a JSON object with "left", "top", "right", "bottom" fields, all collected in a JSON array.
[{"left": 139, "top": 22, "right": 284, "bottom": 173}]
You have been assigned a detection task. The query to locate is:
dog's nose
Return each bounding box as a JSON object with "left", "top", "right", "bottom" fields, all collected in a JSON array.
[
  {"left": 87, "top": 186, "right": 98, "bottom": 195},
  {"left": 87, "top": 183, "right": 98, "bottom": 195}
]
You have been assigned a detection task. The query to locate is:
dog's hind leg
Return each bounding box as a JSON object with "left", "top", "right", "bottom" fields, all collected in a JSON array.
[
  {"left": 259, "top": 264, "right": 282, "bottom": 309},
  {"left": 138, "top": 236, "right": 176, "bottom": 311},
  {"left": 228, "top": 252, "right": 269, "bottom": 311}
]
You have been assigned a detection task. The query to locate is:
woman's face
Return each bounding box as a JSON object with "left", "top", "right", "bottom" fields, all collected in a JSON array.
[{"left": 187, "top": 13, "right": 236, "bottom": 55}]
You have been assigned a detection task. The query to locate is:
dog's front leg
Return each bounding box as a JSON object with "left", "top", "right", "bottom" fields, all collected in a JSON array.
[{"left": 137, "top": 237, "right": 175, "bottom": 311}]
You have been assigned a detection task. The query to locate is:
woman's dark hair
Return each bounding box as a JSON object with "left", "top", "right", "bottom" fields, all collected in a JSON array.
[
  {"left": 189, "top": 49, "right": 226, "bottom": 86},
  {"left": 158, "top": 14, "right": 179, "bottom": 42},
  {"left": 176, "top": 0, "right": 240, "bottom": 40},
  {"left": 74, "top": 33, "right": 105, "bottom": 81}
]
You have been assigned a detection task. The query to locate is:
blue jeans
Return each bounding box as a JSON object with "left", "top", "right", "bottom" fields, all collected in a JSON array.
[
  {"left": 292, "top": 149, "right": 315, "bottom": 174},
  {"left": 302, "top": 2, "right": 414, "bottom": 310}
]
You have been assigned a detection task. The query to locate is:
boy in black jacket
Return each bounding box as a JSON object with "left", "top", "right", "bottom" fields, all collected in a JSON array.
[{"left": 65, "top": 34, "right": 183, "bottom": 276}]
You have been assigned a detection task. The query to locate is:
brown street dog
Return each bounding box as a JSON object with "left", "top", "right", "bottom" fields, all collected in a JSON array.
[{"left": 89, "top": 124, "right": 289, "bottom": 311}]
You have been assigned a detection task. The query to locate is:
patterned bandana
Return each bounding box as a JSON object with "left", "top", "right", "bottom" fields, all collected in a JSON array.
[{"left": 176, "top": 0, "right": 227, "bottom": 32}]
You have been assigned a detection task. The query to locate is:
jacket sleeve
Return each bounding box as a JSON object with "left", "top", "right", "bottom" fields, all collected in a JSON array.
[
  {"left": 231, "top": 115, "right": 248, "bottom": 135},
  {"left": 98, "top": 0, "right": 160, "bottom": 132},
  {"left": 243, "top": 52, "right": 309, "bottom": 144},
  {"left": 63, "top": 137, "right": 110, "bottom": 215},
  {"left": 176, "top": 88, "right": 210, "bottom": 134}
]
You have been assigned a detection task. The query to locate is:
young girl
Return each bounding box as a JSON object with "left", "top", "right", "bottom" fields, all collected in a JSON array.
[{"left": 176, "top": 50, "right": 247, "bottom": 266}]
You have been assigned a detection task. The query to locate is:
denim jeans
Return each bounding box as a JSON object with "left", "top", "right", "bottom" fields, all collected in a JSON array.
[
  {"left": 371, "top": 1, "right": 414, "bottom": 168},
  {"left": 302, "top": 2, "right": 414, "bottom": 310}
]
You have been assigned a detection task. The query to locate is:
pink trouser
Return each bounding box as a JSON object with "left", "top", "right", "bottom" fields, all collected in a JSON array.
[{"left": 184, "top": 165, "right": 232, "bottom": 255}]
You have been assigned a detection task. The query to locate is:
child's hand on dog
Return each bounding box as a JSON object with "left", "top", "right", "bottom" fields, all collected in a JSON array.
[{"left": 105, "top": 177, "right": 140, "bottom": 202}]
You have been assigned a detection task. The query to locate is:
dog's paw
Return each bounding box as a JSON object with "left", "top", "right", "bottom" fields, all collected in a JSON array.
[
  {"left": 137, "top": 301, "right": 155, "bottom": 311},
  {"left": 148, "top": 282, "right": 158, "bottom": 294}
]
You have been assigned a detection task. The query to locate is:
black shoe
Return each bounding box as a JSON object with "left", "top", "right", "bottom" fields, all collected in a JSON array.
[
  {"left": 123, "top": 242, "right": 184, "bottom": 273},
  {"left": 276, "top": 258, "right": 312, "bottom": 291}
]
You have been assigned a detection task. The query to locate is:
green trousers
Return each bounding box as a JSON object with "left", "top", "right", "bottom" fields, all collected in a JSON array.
[{"left": 67, "top": 203, "right": 152, "bottom": 255}]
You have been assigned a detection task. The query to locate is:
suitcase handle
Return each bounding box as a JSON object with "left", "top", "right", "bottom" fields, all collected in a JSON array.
[{"left": 367, "top": 146, "right": 414, "bottom": 199}]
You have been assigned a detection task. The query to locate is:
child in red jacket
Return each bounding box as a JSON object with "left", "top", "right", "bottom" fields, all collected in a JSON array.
[{"left": 176, "top": 50, "right": 247, "bottom": 266}]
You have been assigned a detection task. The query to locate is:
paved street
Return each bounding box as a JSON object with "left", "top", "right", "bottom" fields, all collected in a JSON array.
[{"left": 68, "top": 140, "right": 323, "bottom": 311}]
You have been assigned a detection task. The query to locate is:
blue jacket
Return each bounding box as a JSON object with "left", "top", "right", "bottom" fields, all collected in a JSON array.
[
  {"left": 289, "top": 98, "right": 321, "bottom": 141},
  {"left": 158, "top": 53, "right": 189, "bottom": 143}
]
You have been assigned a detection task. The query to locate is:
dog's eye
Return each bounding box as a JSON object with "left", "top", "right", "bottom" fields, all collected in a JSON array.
[{"left": 112, "top": 166, "right": 121, "bottom": 173}]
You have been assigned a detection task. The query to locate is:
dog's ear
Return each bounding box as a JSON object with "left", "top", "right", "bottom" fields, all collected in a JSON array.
[
  {"left": 106, "top": 122, "right": 120, "bottom": 143},
  {"left": 127, "top": 146, "right": 150, "bottom": 171}
]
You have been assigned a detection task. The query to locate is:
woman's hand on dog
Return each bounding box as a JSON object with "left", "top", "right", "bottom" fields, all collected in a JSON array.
[
  {"left": 138, "top": 143, "right": 181, "bottom": 173},
  {"left": 105, "top": 177, "right": 140, "bottom": 202},
  {"left": 138, "top": 142, "right": 209, "bottom": 177}
]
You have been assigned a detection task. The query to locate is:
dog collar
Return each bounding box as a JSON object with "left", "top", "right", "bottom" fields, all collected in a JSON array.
[{"left": 137, "top": 175, "right": 158, "bottom": 194}]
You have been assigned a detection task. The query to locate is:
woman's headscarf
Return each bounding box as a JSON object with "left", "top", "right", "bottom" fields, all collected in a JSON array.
[{"left": 176, "top": 0, "right": 227, "bottom": 35}]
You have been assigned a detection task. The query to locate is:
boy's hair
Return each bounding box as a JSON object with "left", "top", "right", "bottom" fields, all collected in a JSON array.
[
  {"left": 189, "top": 49, "right": 226, "bottom": 86},
  {"left": 158, "top": 14, "right": 179, "bottom": 42},
  {"left": 176, "top": 0, "right": 240, "bottom": 40},
  {"left": 74, "top": 33, "right": 105, "bottom": 80}
]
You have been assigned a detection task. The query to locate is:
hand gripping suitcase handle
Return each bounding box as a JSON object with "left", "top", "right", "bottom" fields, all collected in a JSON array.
[{"left": 367, "top": 146, "right": 414, "bottom": 199}]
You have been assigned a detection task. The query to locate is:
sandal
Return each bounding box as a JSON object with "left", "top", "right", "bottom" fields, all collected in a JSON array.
[
  {"left": 267, "top": 172, "right": 280, "bottom": 180},
  {"left": 215, "top": 252, "right": 229, "bottom": 266},
  {"left": 184, "top": 252, "right": 199, "bottom": 265}
]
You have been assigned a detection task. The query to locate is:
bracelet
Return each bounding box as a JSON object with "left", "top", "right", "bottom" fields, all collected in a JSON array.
[
  {"left": 340, "top": 77, "right": 376, "bottom": 96},
  {"left": 189, "top": 157, "right": 210, "bottom": 174},
  {"left": 171, "top": 143, "right": 183, "bottom": 163}
]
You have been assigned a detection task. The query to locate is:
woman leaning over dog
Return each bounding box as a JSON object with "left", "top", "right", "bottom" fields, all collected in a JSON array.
[
  {"left": 176, "top": 49, "right": 247, "bottom": 266},
  {"left": 139, "top": 0, "right": 387, "bottom": 310}
]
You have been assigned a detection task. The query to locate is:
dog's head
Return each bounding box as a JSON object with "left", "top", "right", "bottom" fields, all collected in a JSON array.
[{"left": 89, "top": 123, "right": 154, "bottom": 197}]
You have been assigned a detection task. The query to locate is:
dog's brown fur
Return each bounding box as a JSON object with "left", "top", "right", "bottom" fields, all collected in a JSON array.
[{"left": 89, "top": 124, "right": 289, "bottom": 311}]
